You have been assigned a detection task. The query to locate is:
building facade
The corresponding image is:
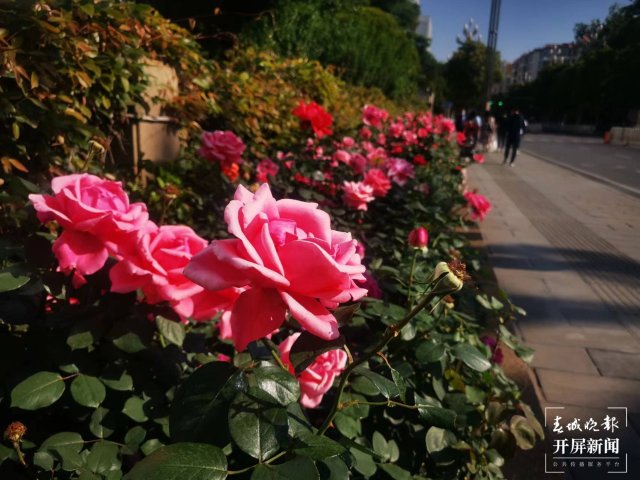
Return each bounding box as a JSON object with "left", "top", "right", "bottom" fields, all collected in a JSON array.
[{"left": 505, "top": 43, "right": 581, "bottom": 88}]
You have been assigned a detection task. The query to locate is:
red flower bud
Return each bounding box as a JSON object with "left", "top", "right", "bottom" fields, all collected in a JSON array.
[{"left": 408, "top": 227, "right": 429, "bottom": 249}]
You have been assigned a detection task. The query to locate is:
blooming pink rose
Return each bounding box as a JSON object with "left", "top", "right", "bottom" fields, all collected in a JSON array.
[
  {"left": 389, "top": 122, "right": 404, "bottom": 138},
  {"left": 333, "top": 149, "right": 351, "bottom": 165},
  {"left": 342, "top": 181, "right": 375, "bottom": 211},
  {"left": 363, "top": 168, "right": 392, "bottom": 198},
  {"left": 349, "top": 154, "right": 367, "bottom": 175},
  {"left": 110, "top": 223, "right": 241, "bottom": 321},
  {"left": 376, "top": 133, "right": 386, "bottom": 145},
  {"left": 29, "top": 174, "right": 148, "bottom": 278},
  {"left": 385, "top": 158, "right": 415, "bottom": 186},
  {"left": 256, "top": 158, "right": 280, "bottom": 183},
  {"left": 366, "top": 147, "right": 388, "bottom": 167},
  {"left": 342, "top": 136, "right": 355, "bottom": 148},
  {"left": 359, "top": 127, "right": 372, "bottom": 140},
  {"left": 417, "top": 127, "right": 430, "bottom": 138},
  {"left": 197, "top": 130, "right": 246, "bottom": 168},
  {"left": 362, "top": 104, "right": 389, "bottom": 129},
  {"left": 184, "top": 184, "right": 367, "bottom": 351},
  {"left": 408, "top": 226, "right": 429, "bottom": 249},
  {"left": 279, "top": 333, "right": 347, "bottom": 408},
  {"left": 464, "top": 191, "right": 492, "bottom": 221},
  {"left": 403, "top": 130, "right": 418, "bottom": 145}
]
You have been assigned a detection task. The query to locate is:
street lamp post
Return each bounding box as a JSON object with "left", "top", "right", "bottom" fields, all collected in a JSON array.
[{"left": 484, "top": 0, "right": 502, "bottom": 109}]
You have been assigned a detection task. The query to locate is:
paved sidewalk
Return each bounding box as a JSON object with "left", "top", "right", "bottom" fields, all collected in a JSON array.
[{"left": 467, "top": 151, "right": 640, "bottom": 479}]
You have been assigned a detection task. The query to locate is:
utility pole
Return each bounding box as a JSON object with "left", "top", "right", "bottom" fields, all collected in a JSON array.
[{"left": 484, "top": 0, "right": 502, "bottom": 109}]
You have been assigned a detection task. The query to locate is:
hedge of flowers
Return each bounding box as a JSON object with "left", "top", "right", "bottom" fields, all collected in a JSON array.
[{"left": 0, "top": 97, "right": 542, "bottom": 480}]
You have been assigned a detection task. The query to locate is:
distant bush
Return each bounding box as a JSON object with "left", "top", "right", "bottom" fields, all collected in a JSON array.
[{"left": 243, "top": 1, "right": 421, "bottom": 98}]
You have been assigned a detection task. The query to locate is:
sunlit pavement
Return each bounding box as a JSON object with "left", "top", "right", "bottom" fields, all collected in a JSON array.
[{"left": 468, "top": 146, "right": 640, "bottom": 479}]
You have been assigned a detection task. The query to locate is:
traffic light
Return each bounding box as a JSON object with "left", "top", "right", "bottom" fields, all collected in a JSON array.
[{"left": 498, "top": 101, "right": 504, "bottom": 107}]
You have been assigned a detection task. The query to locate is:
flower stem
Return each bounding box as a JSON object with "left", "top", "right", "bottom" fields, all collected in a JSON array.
[
  {"left": 317, "top": 271, "right": 457, "bottom": 435},
  {"left": 227, "top": 450, "right": 288, "bottom": 475},
  {"left": 407, "top": 249, "right": 419, "bottom": 310}
]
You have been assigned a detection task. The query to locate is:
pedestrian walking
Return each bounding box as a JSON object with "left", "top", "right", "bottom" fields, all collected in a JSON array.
[
  {"left": 455, "top": 108, "right": 467, "bottom": 132},
  {"left": 503, "top": 109, "right": 526, "bottom": 166},
  {"left": 480, "top": 112, "right": 496, "bottom": 152},
  {"left": 497, "top": 113, "right": 508, "bottom": 151}
]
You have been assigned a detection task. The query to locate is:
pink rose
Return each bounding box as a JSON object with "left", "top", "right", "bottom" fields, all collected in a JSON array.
[
  {"left": 279, "top": 333, "right": 347, "bottom": 408},
  {"left": 473, "top": 153, "right": 485, "bottom": 164},
  {"left": 389, "top": 122, "right": 404, "bottom": 138},
  {"left": 363, "top": 169, "right": 392, "bottom": 198},
  {"left": 366, "top": 147, "right": 388, "bottom": 167},
  {"left": 256, "top": 158, "right": 280, "bottom": 183},
  {"left": 464, "top": 191, "right": 492, "bottom": 221},
  {"left": 29, "top": 174, "right": 148, "bottom": 279},
  {"left": 333, "top": 149, "right": 351, "bottom": 165},
  {"left": 342, "top": 136, "right": 355, "bottom": 148},
  {"left": 184, "top": 184, "right": 367, "bottom": 351},
  {"left": 110, "top": 224, "right": 241, "bottom": 321},
  {"left": 362, "top": 104, "right": 389, "bottom": 129},
  {"left": 342, "top": 181, "right": 375, "bottom": 211},
  {"left": 349, "top": 154, "right": 367, "bottom": 175},
  {"left": 359, "top": 127, "right": 372, "bottom": 140},
  {"left": 292, "top": 101, "right": 333, "bottom": 138},
  {"left": 197, "top": 130, "right": 246, "bottom": 168},
  {"left": 385, "top": 158, "right": 415, "bottom": 186}
]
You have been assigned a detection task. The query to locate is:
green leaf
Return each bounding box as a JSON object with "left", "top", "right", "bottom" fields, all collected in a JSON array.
[
  {"left": 228, "top": 390, "right": 288, "bottom": 461},
  {"left": 317, "top": 457, "right": 349, "bottom": 480},
  {"left": 122, "top": 396, "right": 148, "bottom": 423},
  {"left": 519, "top": 403, "right": 545, "bottom": 439},
  {"left": 170, "top": 362, "right": 241, "bottom": 445},
  {"left": 390, "top": 368, "right": 406, "bottom": 402},
  {"left": 452, "top": 344, "right": 491, "bottom": 372},
  {"left": 124, "top": 443, "right": 227, "bottom": 480},
  {"left": 252, "top": 366, "right": 300, "bottom": 405},
  {"left": 101, "top": 369, "right": 133, "bottom": 391},
  {"left": 380, "top": 464, "right": 412, "bottom": 480},
  {"left": 371, "top": 431, "right": 388, "bottom": 461},
  {"left": 464, "top": 386, "right": 485, "bottom": 404},
  {"left": 90, "top": 407, "right": 115, "bottom": 439},
  {"left": 0, "top": 263, "right": 30, "bottom": 293},
  {"left": 156, "top": 316, "right": 185, "bottom": 347},
  {"left": 286, "top": 402, "right": 313, "bottom": 437},
  {"left": 86, "top": 442, "right": 121, "bottom": 475},
  {"left": 350, "top": 448, "right": 377, "bottom": 478},
  {"left": 33, "top": 450, "right": 54, "bottom": 470},
  {"left": 515, "top": 345, "right": 535, "bottom": 363},
  {"left": 353, "top": 368, "right": 399, "bottom": 399},
  {"left": 289, "top": 332, "right": 346, "bottom": 375},
  {"left": 71, "top": 374, "right": 106, "bottom": 408},
  {"left": 293, "top": 432, "right": 347, "bottom": 460},
  {"left": 67, "top": 328, "right": 95, "bottom": 350},
  {"left": 415, "top": 340, "right": 445, "bottom": 363},
  {"left": 510, "top": 415, "right": 536, "bottom": 450},
  {"left": 141, "top": 439, "right": 164, "bottom": 456},
  {"left": 124, "top": 426, "right": 147, "bottom": 451},
  {"left": 416, "top": 394, "right": 457, "bottom": 430},
  {"left": 10, "top": 371, "right": 65, "bottom": 410},
  {"left": 334, "top": 413, "right": 361, "bottom": 439},
  {"left": 252, "top": 456, "right": 319, "bottom": 480},
  {"left": 113, "top": 332, "right": 147, "bottom": 353},
  {"left": 425, "top": 427, "right": 456, "bottom": 454},
  {"left": 486, "top": 448, "right": 504, "bottom": 467},
  {"left": 40, "top": 432, "right": 84, "bottom": 471}
]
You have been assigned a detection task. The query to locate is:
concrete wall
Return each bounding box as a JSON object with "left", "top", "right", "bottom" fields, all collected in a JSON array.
[{"left": 610, "top": 127, "right": 640, "bottom": 147}]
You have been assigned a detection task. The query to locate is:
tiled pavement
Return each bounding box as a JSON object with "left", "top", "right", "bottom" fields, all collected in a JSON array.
[{"left": 467, "top": 151, "right": 640, "bottom": 479}]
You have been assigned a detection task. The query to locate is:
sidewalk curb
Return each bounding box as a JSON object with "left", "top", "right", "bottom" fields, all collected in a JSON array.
[{"left": 521, "top": 148, "right": 640, "bottom": 200}]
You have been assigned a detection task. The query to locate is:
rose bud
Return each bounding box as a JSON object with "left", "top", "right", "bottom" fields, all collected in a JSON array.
[{"left": 408, "top": 227, "right": 429, "bottom": 250}]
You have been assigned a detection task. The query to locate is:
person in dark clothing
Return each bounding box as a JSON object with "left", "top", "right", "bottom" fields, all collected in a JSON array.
[
  {"left": 496, "top": 113, "right": 508, "bottom": 151},
  {"left": 503, "top": 109, "right": 526, "bottom": 166},
  {"left": 455, "top": 109, "right": 467, "bottom": 132}
]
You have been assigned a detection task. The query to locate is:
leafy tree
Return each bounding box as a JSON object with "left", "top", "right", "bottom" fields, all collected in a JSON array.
[{"left": 444, "top": 39, "right": 502, "bottom": 109}]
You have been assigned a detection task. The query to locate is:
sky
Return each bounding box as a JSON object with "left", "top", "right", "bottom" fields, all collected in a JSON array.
[{"left": 420, "top": 0, "right": 623, "bottom": 62}]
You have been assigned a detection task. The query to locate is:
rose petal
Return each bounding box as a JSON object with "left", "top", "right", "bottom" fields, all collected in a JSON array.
[
  {"left": 52, "top": 230, "right": 109, "bottom": 276},
  {"left": 231, "top": 288, "right": 287, "bottom": 351},
  {"left": 280, "top": 292, "right": 339, "bottom": 340}
]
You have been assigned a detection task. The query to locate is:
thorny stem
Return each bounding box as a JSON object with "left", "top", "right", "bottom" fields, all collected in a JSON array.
[{"left": 317, "top": 271, "right": 458, "bottom": 435}]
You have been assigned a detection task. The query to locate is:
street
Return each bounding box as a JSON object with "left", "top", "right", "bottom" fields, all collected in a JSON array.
[
  {"left": 468, "top": 147, "right": 640, "bottom": 479},
  {"left": 521, "top": 133, "right": 640, "bottom": 197}
]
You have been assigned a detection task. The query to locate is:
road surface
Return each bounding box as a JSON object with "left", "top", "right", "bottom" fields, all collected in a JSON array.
[{"left": 521, "top": 133, "right": 640, "bottom": 198}]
